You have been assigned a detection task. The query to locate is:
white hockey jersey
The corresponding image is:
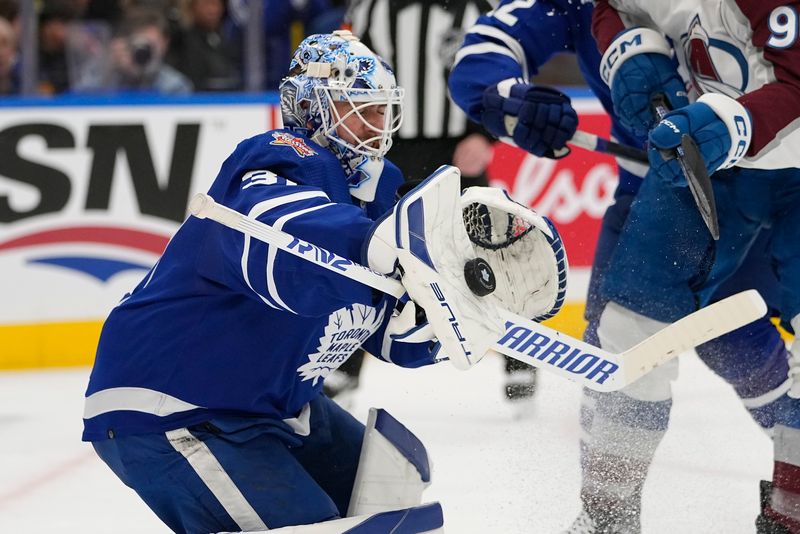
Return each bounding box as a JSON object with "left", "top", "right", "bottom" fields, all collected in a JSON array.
[{"left": 594, "top": 0, "right": 800, "bottom": 169}]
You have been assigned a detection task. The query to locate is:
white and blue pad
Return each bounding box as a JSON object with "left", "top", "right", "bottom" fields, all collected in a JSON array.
[
  {"left": 393, "top": 165, "right": 499, "bottom": 369},
  {"left": 393, "top": 165, "right": 568, "bottom": 370},
  {"left": 244, "top": 502, "right": 444, "bottom": 533},
  {"left": 348, "top": 408, "right": 432, "bottom": 517}
]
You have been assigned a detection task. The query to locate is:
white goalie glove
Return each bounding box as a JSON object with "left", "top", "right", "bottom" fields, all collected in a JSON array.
[
  {"left": 460, "top": 186, "right": 567, "bottom": 321},
  {"left": 392, "top": 165, "right": 568, "bottom": 370}
]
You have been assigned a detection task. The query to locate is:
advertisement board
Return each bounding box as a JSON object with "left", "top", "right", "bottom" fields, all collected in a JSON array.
[
  {"left": 0, "top": 96, "right": 278, "bottom": 367},
  {"left": 487, "top": 99, "right": 617, "bottom": 336}
]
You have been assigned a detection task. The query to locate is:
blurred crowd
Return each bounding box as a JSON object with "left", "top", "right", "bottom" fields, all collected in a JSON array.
[{"left": 0, "top": 0, "right": 347, "bottom": 96}]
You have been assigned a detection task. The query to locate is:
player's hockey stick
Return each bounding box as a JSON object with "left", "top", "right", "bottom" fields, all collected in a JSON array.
[
  {"left": 189, "top": 193, "right": 766, "bottom": 392},
  {"left": 504, "top": 116, "right": 649, "bottom": 165},
  {"left": 652, "top": 94, "right": 720, "bottom": 240},
  {"left": 555, "top": 130, "right": 649, "bottom": 165}
]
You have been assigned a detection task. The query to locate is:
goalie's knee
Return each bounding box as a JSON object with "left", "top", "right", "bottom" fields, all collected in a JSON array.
[{"left": 348, "top": 408, "right": 432, "bottom": 517}]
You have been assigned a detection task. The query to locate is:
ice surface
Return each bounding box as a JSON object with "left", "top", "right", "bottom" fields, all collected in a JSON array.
[{"left": 0, "top": 351, "right": 771, "bottom": 533}]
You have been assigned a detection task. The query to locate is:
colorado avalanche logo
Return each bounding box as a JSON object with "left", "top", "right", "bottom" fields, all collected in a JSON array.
[
  {"left": 682, "top": 15, "right": 749, "bottom": 97},
  {"left": 269, "top": 132, "right": 318, "bottom": 158},
  {"left": 0, "top": 225, "right": 169, "bottom": 282},
  {"left": 297, "top": 303, "right": 385, "bottom": 385}
]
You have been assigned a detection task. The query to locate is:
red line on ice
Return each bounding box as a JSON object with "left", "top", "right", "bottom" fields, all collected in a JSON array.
[{"left": 0, "top": 449, "right": 96, "bottom": 507}]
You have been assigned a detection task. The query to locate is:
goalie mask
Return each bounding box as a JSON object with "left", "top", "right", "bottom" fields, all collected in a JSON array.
[{"left": 279, "top": 30, "right": 404, "bottom": 202}]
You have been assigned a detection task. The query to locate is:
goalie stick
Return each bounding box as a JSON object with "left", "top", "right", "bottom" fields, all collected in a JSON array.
[{"left": 189, "top": 193, "right": 766, "bottom": 392}]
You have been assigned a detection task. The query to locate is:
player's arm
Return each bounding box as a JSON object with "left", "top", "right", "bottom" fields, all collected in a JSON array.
[
  {"left": 448, "top": 0, "right": 578, "bottom": 157},
  {"left": 736, "top": 2, "right": 800, "bottom": 160},
  {"left": 211, "top": 176, "right": 385, "bottom": 318},
  {"left": 592, "top": 0, "right": 689, "bottom": 138},
  {"left": 647, "top": 3, "right": 800, "bottom": 186}
]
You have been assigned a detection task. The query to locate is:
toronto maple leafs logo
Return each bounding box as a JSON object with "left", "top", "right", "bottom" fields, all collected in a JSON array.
[{"left": 297, "top": 303, "right": 385, "bottom": 385}]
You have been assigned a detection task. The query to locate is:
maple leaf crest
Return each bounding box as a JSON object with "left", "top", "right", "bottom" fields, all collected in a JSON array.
[{"left": 297, "top": 303, "right": 385, "bottom": 386}]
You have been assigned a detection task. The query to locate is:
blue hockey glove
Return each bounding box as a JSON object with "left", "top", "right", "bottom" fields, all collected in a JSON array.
[
  {"left": 600, "top": 28, "right": 689, "bottom": 138},
  {"left": 382, "top": 300, "right": 445, "bottom": 367},
  {"left": 482, "top": 79, "right": 578, "bottom": 158},
  {"left": 648, "top": 94, "right": 752, "bottom": 187}
]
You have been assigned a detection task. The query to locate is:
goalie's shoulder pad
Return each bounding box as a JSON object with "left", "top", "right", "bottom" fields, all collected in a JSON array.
[
  {"left": 232, "top": 129, "right": 353, "bottom": 203},
  {"left": 600, "top": 27, "right": 672, "bottom": 87}
]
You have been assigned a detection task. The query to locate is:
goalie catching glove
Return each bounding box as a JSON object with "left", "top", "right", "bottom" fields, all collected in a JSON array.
[{"left": 384, "top": 165, "right": 567, "bottom": 370}]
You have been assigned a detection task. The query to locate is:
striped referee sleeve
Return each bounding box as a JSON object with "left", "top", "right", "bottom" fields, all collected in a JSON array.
[{"left": 348, "top": 0, "right": 491, "bottom": 139}]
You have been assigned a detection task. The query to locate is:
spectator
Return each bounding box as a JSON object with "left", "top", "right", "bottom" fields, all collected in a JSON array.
[
  {"left": 74, "top": 7, "right": 192, "bottom": 94},
  {"left": 0, "top": 16, "right": 18, "bottom": 94},
  {"left": 227, "top": 0, "right": 341, "bottom": 90},
  {"left": 39, "top": 0, "right": 78, "bottom": 94},
  {"left": 75, "top": 0, "right": 124, "bottom": 24},
  {"left": 0, "top": 0, "right": 17, "bottom": 27},
  {"left": 172, "top": 0, "right": 242, "bottom": 91}
]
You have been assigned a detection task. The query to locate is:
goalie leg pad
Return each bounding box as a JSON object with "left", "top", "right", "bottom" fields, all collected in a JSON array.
[
  {"left": 347, "top": 408, "right": 432, "bottom": 517},
  {"left": 233, "top": 503, "right": 444, "bottom": 533}
]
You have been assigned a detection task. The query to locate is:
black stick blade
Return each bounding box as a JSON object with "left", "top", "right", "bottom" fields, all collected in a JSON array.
[{"left": 679, "top": 134, "right": 720, "bottom": 240}]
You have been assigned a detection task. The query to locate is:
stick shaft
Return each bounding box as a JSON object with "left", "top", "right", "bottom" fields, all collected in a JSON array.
[
  {"left": 505, "top": 115, "right": 648, "bottom": 164},
  {"left": 492, "top": 290, "right": 766, "bottom": 391},
  {"left": 569, "top": 130, "right": 649, "bottom": 165},
  {"left": 189, "top": 194, "right": 765, "bottom": 392},
  {"left": 188, "top": 194, "right": 406, "bottom": 298}
]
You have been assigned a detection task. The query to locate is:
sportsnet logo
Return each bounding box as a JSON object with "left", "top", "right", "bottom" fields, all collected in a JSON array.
[{"left": 269, "top": 132, "right": 318, "bottom": 158}]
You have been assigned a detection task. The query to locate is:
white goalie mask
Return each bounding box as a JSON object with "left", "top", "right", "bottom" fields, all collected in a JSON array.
[{"left": 279, "top": 30, "right": 404, "bottom": 201}]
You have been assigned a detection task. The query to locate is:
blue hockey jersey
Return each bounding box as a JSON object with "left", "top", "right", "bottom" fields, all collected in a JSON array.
[
  {"left": 448, "top": 0, "right": 645, "bottom": 195},
  {"left": 83, "top": 129, "right": 435, "bottom": 441}
]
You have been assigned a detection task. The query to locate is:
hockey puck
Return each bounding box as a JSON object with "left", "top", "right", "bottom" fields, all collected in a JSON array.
[{"left": 464, "top": 258, "right": 496, "bottom": 297}]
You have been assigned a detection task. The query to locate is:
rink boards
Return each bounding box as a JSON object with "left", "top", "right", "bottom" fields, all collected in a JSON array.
[{"left": 0, "top": 92, "right": 613, "bottom": 369}]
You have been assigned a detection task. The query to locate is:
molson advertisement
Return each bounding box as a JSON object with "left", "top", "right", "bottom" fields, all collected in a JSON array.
[
  {"left": 487, "top": 98, "right": 618, "bottom": 338},
  {"left": 0, "top": 95, "right": 616, "bottom": 369}
]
